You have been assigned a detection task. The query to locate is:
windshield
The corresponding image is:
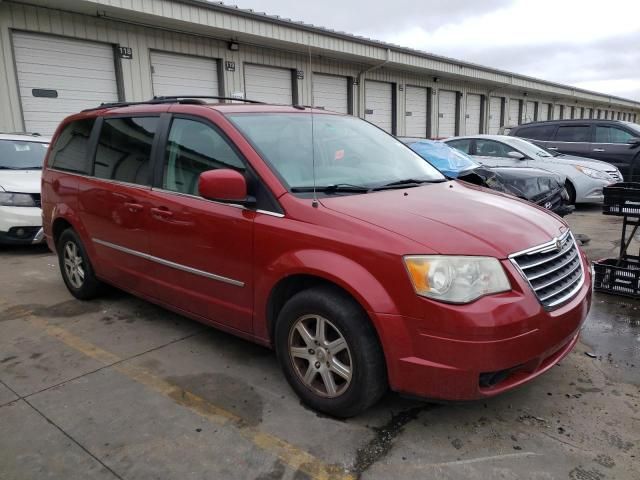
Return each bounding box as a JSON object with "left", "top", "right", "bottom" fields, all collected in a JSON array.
[
  {"left": 408, "top": 141, "right": 478, "bottom": 176},
  {"left": 505, "top": 137, "right": 554, "bottom": 158},
  {"left": 0, "top": 140, "right": 49, "bottom": 169},
  {"left": 228, "top": 113, "right": 445, "bottom": 190}
]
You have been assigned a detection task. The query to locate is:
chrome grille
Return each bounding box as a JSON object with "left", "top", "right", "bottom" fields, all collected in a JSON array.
[{"left": 510, "top": 232, "right": 584, "bottom": 309}]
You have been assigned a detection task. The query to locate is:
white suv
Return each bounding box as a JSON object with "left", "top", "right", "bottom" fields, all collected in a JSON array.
[{"left": 0, "top": 133, "right": 50, "bottom": 245}]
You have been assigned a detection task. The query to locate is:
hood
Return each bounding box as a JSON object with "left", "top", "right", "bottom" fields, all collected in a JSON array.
[
  {"left": 461, "top": 166, "right": 563, "bottom": 200},
  {"left": 320, "top": 180, "right": 567, "bottom": 258},
  {"left": 0, "top": 170, "right": 42, "bottom": 194},
  {"left": 550, "top": 154, "right": 616, "bottom": 171}
]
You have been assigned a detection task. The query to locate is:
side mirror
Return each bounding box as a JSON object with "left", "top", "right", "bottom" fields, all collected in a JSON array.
[
  {"left": 198, "top": 169, "right": 254, "bottom": 205},
  {"left": 626, "top": 137, "right": 640, "bottom": 146},
  {"left": 507, "top": 151, "right": 526, "bottom": 160}
]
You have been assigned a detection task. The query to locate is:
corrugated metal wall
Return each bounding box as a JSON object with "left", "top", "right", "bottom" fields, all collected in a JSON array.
[{"left": 0, "top": 2, "right": 638, "bottom": 135}]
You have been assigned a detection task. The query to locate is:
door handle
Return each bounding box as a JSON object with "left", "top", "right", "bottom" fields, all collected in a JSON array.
[
  {"left": 150, "top": 207, "right": 173, "bottom": 219},
  {"left": 547, "top": 147, "right": 558, "bottom": 151},
  {"left": 593, "top": 148, "right": 606, "bottom": 152},
  {"left": 124, "top": 202, "right": 143, "bottom": 213}
]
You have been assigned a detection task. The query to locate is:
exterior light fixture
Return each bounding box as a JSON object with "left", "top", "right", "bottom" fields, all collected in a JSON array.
[{"left": 228, "top": 41, "right": 239, "bottom": 51}]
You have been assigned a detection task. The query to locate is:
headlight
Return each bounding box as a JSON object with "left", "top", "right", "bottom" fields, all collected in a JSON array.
[
  {"left": 404, "top": 255, "right": 511, "bottom": 303},
  {"left": 574, "top": 165, "right": 610, "bottom": 181},
  {"left": 0, "top": 192, "right": 36, "bottom": 207}
]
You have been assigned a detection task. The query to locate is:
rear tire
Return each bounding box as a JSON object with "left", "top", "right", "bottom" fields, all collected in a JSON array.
[
  {"left": 565, "top": 180, "right": 577, "bottom": 205},
  {"left": 57, "top": 229, "right": 103, "bottom": 300},
  {"left": 275, "top": 285, "right": 387, "bottom": 418}
]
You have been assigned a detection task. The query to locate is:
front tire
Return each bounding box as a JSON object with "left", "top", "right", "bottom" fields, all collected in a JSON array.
[
  {"left": 57, "top": 229, "right": 103, "bottom": 300},
  {"left": 275, "top": 285, "right": 387, "bottom": 418},
  {"left": 565, "top": 180, "right": 577, "bottom": 205}
]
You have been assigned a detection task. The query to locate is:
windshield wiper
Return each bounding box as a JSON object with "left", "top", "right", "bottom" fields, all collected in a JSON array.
[
  {"left": 291, "top": 183, "right": 371, "bottom": 193},
  {"left": 372, "top": 178, "right": 443, "bottom": 191}
]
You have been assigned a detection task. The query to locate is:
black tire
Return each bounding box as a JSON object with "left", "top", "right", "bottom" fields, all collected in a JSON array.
[
  {"left": 565, "top": 180, "right": 576, "bottom": 205},
  {"left": 57, "top": 228, "right": 103, "bottom": 300},
  {"left": 275, "top": 285, "right": 387, "bottom": 418}
]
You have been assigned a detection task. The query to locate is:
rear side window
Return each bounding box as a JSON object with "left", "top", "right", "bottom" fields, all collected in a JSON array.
[
  {"left": 49, "top": 119, "right": 95, "bottom": 174},
  {"left": 595, "top": 126, "right": 635, "bottom": 144},
  {"left": 446, "top": 139, "right": 472, "bottom": 154},
  {"left": 94, "top": 117, "right": 158, "bottom": 185},
  {"left": 475, "top": 139, "right": 513, "bottom": 158},
  {"left": 163, "top": 118, "right": 245, "bottom": 196},
  {"left": 515, "top": 125, "right": 556, "bottom": 140},
  {"left": 554, "top": 125, "right": 590, "bottom": 142}
]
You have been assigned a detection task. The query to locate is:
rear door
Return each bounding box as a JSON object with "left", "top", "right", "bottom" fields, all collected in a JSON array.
[
  {"left": 145, "top": 115, "right": 254, "bottom": 333},
  {"left": 547, "top": 123, "right": 592, "bottom": 157},
  {"left": 77, "top": 115, "right": 160, "bottom": 294},
  {"left": 591, "top": 124, "right": 640, "bottom": 179}
]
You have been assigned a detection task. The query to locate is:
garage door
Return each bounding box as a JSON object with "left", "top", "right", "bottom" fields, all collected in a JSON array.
[
  {"left": 465, "top": 94, "right": 482, "bottom": 135},
  {"left": 552, "top": 105, "right": 561, "bottom": 120},
  {"left": 244, "top": 64, "right": 293, "bottom": 104},
  {"left": 437, "top": 90, "right": 457, "bottom": 137},
  {"left": 585, "top": 108, "right": 592, "bottom": 119},
  {"left": 564, "top": 106, "right": 573, "bottom": 119},
  {"left": 508, "top": 99, "right": 521, "bottom": 125},
  {"left": 365, "top": 80, "right": 393, "bottom": 133},
  {"left": 539, "top": 103, "right": 551, "bottom": 121},
  {"left": 150, "top": 51, "right": 219, "bottom": 97},
  {"left": 488, "top": 97, "right": 503, "bottom": 134},
  {"left": 12, "top": 32, "right": 119, "bottom": 135},
  {"left": 313, "top": 73, "right": 349, "bottom": 114},
  {"left": 405, "top": 86, "right": 428, "bottom": 137},
  {"left": 524, "top": 101, "right": 536, "bottom": 123}
]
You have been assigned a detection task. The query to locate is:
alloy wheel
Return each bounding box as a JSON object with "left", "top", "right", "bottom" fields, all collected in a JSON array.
[
  {"left": 288, "top": 314, "right": 353, "bottom": 398},
  {"left": 63, "top": 240, "right": 85, "bottom": 289}
]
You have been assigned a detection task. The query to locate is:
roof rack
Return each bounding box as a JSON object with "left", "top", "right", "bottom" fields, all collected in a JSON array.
[{"left": 81, "top": 95, "right": 265, "bottom": 113}]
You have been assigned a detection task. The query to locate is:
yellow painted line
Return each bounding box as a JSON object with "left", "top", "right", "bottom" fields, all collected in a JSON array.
[{"left": 22, "top": 312, "right": 354, "bottom": 480}]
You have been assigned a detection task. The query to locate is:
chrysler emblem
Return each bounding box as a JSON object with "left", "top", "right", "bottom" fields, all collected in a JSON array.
[{"left": 555, "top": 238, "right": 562, "bottom": 251}]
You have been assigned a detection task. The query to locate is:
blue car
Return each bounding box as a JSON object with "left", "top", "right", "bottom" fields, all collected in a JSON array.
[{"left": 399, "top": 138, "right": 573, "bottom": 217}]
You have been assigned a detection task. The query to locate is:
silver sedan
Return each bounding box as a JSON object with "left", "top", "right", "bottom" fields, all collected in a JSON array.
[{"left": 444, "top": 134, "right": 621, "bottom": 204}]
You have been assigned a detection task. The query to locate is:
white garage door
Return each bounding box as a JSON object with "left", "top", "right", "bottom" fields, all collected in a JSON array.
[
  {"left": 150, "top": 51, "right": 219, "bottom": 97},
  {"left": 523, "top": 101, "right": 535, "bottom": 123},
  {"left": 365, "top": 80, "right": 393, "bottom": 133},
  {"left": 508, "top": 99, "right": 521, "bottom": 125},
  {"left": 405, "top": 86, "right": 428, "bottom": 137},
  {"left": 438, "top": 90, "right": 457, "bottom": 137},
  {"left": 552, "top": 105, "right": 561, "bottom": 120},
  {"left": 488, "top": 97, "right": 502, "bottom": 134},
  {"left": 465, "top": 94, "right": 482, "bottom": 135},
  {"left": 12, "top": 32, "right": 119, "bottom": 135},
  {"left": 539, "top": 103, "right": 551, "bottom": 121},
  {"left": 244, "top": 64, "right": 293, "bottom": 104},
  {"left": 564, "top": 106, "right": 573, "bottom": 119},
  {"left": 313, "top": 73, "right": 349, "bottom": 114}
]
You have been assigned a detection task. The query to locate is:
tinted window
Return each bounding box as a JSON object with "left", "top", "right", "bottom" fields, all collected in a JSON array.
[
  {"left": 595, "top": 126, "right": 635, "bottom": 144},
  {"left": 475, "top": 139, "right": 513, "bottom": 157},
  {"left": 446, "top": 139, "right": 472, "bottom": 154},
  {"left": 163, "top": 118, "right": 245, "bottom": 195},
  {"left": 0, "top": 140, "right": 49, "bottom": 170},
  {"left": 515, "top": 125, "right": 556, "bottom": 140},
  {"left": 94, "top": 117, "right": 158, "bottom": 185},
  {"left": 49, "top": 119, "right": 95, "bottom": 173},
  {"left": 555, "top": 125, "right": 590, "bottom": 142}
]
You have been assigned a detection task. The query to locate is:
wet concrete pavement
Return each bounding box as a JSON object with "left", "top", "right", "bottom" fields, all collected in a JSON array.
[{"left": 1, "top": 206, "right": 639, "bottom": 480}]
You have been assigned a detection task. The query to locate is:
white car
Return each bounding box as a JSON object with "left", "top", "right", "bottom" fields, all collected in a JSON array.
[
  {"left": 0, "top": 133, "right": 50, "bottom": 245},
  {"left": 445, "top": 134, "right": 622, "bottom": 204}
]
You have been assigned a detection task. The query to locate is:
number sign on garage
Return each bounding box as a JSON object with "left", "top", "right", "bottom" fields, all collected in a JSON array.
[
  {"left": 465, "top": 94, "right": 482, "bottom": 135},
  {"left": 244, "top": 64, "right": 293, "bottom": 104},
  {"left": 488, "top": 96, "right": 503, "bottom": 134},
  {"left": 150, "top": 51, "right": 220, "bottom": 97},
  {"left": 365, "top": 80, "right": 394, "bottom": 133},
  {"left": 405, "top": 86, "right": 429, "bottom": 137},
  {"left": 312, "top": 73, "right": 349, "bottom": 114},
  {"left": 12, "top": 32, "right": 119, "bottom": 135},
  {"left": 437, "top": 90, "right": 458, "bottom": 138}
]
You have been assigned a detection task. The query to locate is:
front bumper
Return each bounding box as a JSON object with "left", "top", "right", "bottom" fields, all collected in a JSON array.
[
  {"left": 0, "top": 206, "right": 44, "bottom": 245},
  {"left": 575, "top": 178, "right": 612, "bottom": 204},
  {"left": 374, "top": 253, "right": 592, "bottom": 401}
]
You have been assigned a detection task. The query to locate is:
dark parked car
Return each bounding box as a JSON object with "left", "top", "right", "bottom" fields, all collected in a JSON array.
[
  {"left": 507, "top": 119, "right": 640, "bottom": 181},
  {"left": 400, "top": 138, "right": 573, "bottom": 216}
]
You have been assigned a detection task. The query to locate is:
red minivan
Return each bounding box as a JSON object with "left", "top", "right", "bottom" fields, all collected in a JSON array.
[{"left": 41, "top": 98, "right": 592, "bottom": 417}]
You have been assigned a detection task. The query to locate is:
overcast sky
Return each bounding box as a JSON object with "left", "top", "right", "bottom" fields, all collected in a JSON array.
[{"left": 228, "top": 0, "right": 640, "bottom": 101}]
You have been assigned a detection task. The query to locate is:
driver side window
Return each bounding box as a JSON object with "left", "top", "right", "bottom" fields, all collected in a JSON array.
[
  {"left": 475, "top": 139, "right": 513, "bottom": 158},
  {"left": 163, "top": 118, "right": 245, "bottom": 196}
]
